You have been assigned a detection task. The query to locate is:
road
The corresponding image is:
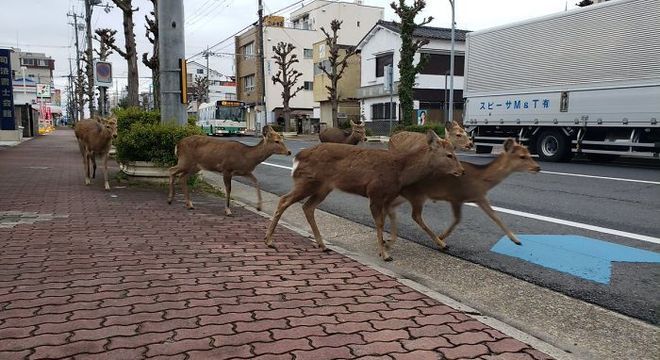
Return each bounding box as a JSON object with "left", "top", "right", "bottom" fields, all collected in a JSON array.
[{"left": 228, "top": 136, "right": 660, "bottom": 324}]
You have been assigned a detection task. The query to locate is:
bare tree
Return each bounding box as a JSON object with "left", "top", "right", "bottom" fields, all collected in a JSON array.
[
  {"left": 189, "top": 75, "right": 209, "bottom": 113},
  {"left": 271, "top": 42, "right": 304, "bottom": 133},
  {"left": 142, "top": 0, "right": 159, "bottom": 110},
  {"left": 391, "top": 0, "right": 433, "bottom": 126},
  {"left": 110, "top": 0, "right": 139, "bottom": 107},
  {"left": 319, "top": 20, "right": 357, "bottom": 128},
  {"left": 94, "top": 29, "right": 114, "bottom": 115},
  {"left": 74, "top": 67, "right": 87, "bottom": 120}
]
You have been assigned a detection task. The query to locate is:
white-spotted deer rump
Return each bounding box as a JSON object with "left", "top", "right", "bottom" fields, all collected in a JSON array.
[
  {"left": 389, "top": 122, "right": 473, "bottom": 151},
  {"left": 74, "top": 115, "right": 118, "bottom": 190},
  {"left": 168, "top": 126, "right": 291, "bottom": 215},
  {"left": 264, "top": 131, "right": 464, "bottom": 261},
  {"left": 392, "top": 139, "right": 541, "bottom": 249},
  {"left": 318, "top": 120, "right": 366, "bottom": 145}
]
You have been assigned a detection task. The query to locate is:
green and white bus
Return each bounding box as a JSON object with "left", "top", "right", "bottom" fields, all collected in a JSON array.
[{"left": 198, "top": 100, "right": 246, "bottom": 136}]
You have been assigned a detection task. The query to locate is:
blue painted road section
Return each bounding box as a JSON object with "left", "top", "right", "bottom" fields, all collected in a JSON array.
[{"left": 491, "top": 235, "right": 660, "bottom": 284}]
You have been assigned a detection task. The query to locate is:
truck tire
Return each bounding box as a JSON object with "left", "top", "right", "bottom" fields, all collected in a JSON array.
[
  {"left": 475, "top": 145, "right": 492, "bottom": 154},
  {"left": 536, "top": 130, "right": 570, "bottom": 162}
]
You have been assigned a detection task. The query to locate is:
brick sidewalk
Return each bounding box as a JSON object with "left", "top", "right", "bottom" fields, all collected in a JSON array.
[{"left": 0, "top": 130, "right": 553, "bottom": 360}]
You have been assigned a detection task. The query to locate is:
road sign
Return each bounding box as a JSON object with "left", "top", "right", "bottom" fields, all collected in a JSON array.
[
  {"left": 36, "top": 84, "right": 51, "bottom": 98},
  {"left": 95, "top": 61, "right": 112, "bottom": 87},
  {"left": 0, "top": 48, "right": 14, "bottom": 130},
  {"left": 491, "top": 235, "right": 660, "bottom": 284}
]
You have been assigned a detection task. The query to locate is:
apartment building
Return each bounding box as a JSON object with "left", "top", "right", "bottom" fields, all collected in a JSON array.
[
  {"left": 10, "top": 49, "right": 55, "bottom": 105},
  {"left": 235, "top": 0, "right": 383, "bottom": 133},
  {"left": 356, "top": 20, "right": 469, "bottom": 135}
]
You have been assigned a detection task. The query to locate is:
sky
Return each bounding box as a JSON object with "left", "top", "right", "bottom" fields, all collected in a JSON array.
[{"left": 0, "top": 0, "right": 581, "bottom": 105}]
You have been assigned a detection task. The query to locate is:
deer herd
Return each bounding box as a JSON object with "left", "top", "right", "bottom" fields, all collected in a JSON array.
[{"left": 75, "top": 116, "right": 540, "bottom": 262}]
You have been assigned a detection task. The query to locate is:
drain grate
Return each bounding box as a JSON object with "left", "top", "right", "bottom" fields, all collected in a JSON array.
[{"left": 0, "top": 211, "right": 68, "bottom": 228}]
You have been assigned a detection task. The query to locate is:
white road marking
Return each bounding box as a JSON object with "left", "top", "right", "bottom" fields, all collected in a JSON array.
[
  {"left": 259, "top": 161, "right": 660, "bottom": 245},
  {"left": 538, "top": 170, "right": 660, "bottom": 185}
]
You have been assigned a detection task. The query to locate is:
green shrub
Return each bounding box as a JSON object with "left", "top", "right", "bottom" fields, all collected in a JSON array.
[
  {"left": 114, "top": 107, "right": 160, "bottom": 135},
  {"left": 115, "top": 122, "right": 203, "bottom": 167},
  {"left": 187, "top": 115, "right": 197, "bottom": 126},
  {"left": 391, "top": 123, "right": 445, "bottom": 137}
]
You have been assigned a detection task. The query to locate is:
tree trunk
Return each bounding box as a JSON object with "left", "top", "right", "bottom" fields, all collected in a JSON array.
[
  {"left": 123, "top": 11, "right": 139, "bottom": 107},
  {"left": 152, "top": 69, "right": 159, "bottom": 109},
  {"left": 283, "top": 104, "right": 290, "bottom": 133}
]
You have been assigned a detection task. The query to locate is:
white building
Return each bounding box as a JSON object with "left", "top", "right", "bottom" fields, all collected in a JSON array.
[
  {"left": 186, "top": 60, "right": 237, "bottom": 112},
  {"left": 236, "top": 0, "right": 383, "bottom": 132},
  {"left": 356, "top": 21, "right": 469, "bottom": 134},
  {"left": 9, "top": 49, "right": 56, "bottom": 105}
]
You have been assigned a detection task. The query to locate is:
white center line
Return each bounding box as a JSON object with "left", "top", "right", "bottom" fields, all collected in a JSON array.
[
  {"left": 539, "top": 170, "right": 660, "bottom": 185},
  {"left": 260, "top": 161, "right": 659, "bottom": 245}
]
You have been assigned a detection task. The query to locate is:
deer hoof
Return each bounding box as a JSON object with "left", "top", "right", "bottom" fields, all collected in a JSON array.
[
  {"left": 167, "top": 199, "right": 172, "bottom": 205},
  {"left": 186, "top": 204, "right": 194, "bottom": 210},
  {"left": 256, "top": 206, "right": 262, "bottom": 212},
  {"left": 320, "top": 246, "right": 330, "bottom": 252},
  {"left": 85, "top": 179, "right": 90, "bottom": 185},
  {"left": 224, "top": 208, "right": 233, "bottom": 216},
  {"left": 104, "top": 184, "right": 110, "bottom": 191},
  {"left": 383, "top": 256, "right": 393, "bottom": 262}
]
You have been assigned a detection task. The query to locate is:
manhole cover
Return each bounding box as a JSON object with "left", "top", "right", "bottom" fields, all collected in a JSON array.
[{"left": 0, "top": 211, "right": 68, "bottom": 228}]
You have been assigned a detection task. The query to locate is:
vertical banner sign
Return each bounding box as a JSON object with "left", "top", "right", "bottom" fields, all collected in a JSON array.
[
  {"left": 179, "top": 58, "right": 188, "bottom": 104},
  {"left": 0, "top": 49, "right": 15, "bottom": 130}
]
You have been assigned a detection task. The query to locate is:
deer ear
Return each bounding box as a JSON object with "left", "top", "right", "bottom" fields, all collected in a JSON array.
[
  {"left": 426, "top": 130, "right": 440, "bottom": 146},
  {"left": 262, "top": 125, "right": 273, "bottom": 135},
  {"left": 350, "top": 120, "right": 357, "bottom": 127},
  {"left": 503, "top": 138, "right": 515, "bottom": 152}
]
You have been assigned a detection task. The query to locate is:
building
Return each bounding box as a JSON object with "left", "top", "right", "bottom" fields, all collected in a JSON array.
[
  {"left": 356, "top": 20, "right": 469, "bottom": 135},
  {"left": 235, "top": 0, "right": 383, "bottom": 133},
  {"left": 10, "top": 49, "right": 55, "bottom": 105},
  {"left": 312, "top": 39, "right": 361, "bottom": 130},
  {"left": 186, "top": 60, "right": 237, "bottom": 113}
]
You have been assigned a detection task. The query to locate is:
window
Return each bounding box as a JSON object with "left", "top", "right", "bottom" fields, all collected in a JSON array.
[
  {"left": 242, "top": 42, "right": 254, "bottom": 59},
  {"left": 419, "top": 53, "right": 465, "bottom": 76},
  {"left": 196, "top": 69, "right": 204, "bottom": 74},
  {"left": 21, "top": 58, "right": 35, "bottom": 66},
  {"left": 303, "top": 49, "right": 313, "bottom": 59},
  {"left": 38, "top": 59, "right": 47, "bottom": 67},
  {"left": 303, "top": 81, "right": 313, "bottom": 90},
  {"left": 375, "top": 53, "right": 393, "bottom": 78},
  {"left": 371, "top": 102, "right": 396, "bottom": 120},
  {"left": 243, "top": 74, "right": 255, "bottom": 92}
]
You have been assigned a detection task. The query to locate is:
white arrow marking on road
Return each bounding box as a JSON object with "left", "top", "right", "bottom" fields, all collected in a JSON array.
[{"left": 260, "top": 161, "right": 660, "bottom": 245}]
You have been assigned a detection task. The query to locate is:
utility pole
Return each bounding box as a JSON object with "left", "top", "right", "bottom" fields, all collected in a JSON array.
[
  {"left": 447, "top": 0, "right": 456, "bottom": 126},
  {"left": 67, "top": 11, "right": 84, "bottom": 121},
  {"left": 256, "top": 0, "right": 267, "bottom": 133},
  {"left": 158, "top": 0, "right": 187, "bottom": 125},
  {"left": 84, "top": 0, "right": 96, "bottom": 117},
  {"left": 67, "top": 57, "right": 75, "bottom": 124}
]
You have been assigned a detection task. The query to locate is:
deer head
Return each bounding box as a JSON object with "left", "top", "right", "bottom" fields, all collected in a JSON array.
[
  {"left": 426, "top": 130, "right": 464, "bottom": 177},
  {"left": 350, "top": 120, "right": 367, "bottom": 142},
  {"left": 100, "top": 115, "right": 118, "bottom": 139},
  {"left": 502, "top": 139, "right": 541, "bottom": 173},
  {"left": 445, "top": 122, "right": 473, "bottom": 150},
  {"left": 262, "top": 126, "right": 291, "bottom": 156}
]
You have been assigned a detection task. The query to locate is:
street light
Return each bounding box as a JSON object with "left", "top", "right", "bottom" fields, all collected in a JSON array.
[
  {"left": 447, "top": 0, "right": 456, "bottom": 127},
  {"left": 20, "top": 66, "right": 27, "bottom": 97}
]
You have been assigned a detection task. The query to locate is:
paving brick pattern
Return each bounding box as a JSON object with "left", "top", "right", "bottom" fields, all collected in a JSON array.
[{"left": 0, "top": 130, "right": 553, "bottom": 359}]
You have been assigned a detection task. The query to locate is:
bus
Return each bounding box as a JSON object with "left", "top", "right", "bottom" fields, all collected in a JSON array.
[{"left": 197, "top": 100, "right": 246, "bottom": 136}]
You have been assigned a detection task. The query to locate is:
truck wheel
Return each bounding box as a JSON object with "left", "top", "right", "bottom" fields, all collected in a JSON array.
[
  {"left": 536, "top": 130, "right": 570, "bottom": 162},
  {"left": 475, "top": 145, "right": 492, "bottom": 154}
]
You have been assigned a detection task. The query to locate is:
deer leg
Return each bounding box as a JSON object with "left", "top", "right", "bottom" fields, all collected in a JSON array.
[
  {"left": 438, "top": 202, "right": 463, "bottom": 244},
  {"left": 243, "top": 173, "right": 262, "bottom": 211},
  {"left": 476, "top": 199, "right": 522, "bottom": 245},
  {"left": 180, "top": 173, "right": 194, "bottom": 210},
  {"left": 409, "top": 198, "right": 446, "bottom": 250},
  {"left": 167, "top": 165, "right": 180, "bottom": 204},
  {"left": 369, "top": 201, "right": 391, "bottom": 261},
  {"left": 264, "top": 183, "right": 314, "bottom": 248},
  {"left": 101, "top": 152, "right": 110, "bottom": 190},
  {"left": 302, "top": 189, "right": 331, "bottom": 251},
  {"left": 91, "top": 154, "right": 97, "bottom": 179},
  {"left": 223, "top": 173, "right": 233, "bottom": 216},
  {"left": 384, "top": 208, "right": 398, "bottom": 254}
]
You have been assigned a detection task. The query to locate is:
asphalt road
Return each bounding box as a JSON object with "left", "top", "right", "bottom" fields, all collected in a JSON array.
[{"left": 226, "top": 136, "right": 660, "bottom": 324}]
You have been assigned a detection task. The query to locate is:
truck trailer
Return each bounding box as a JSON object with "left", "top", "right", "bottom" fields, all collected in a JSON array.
[{"left": 463, "top": 0, "right": 660, "bottom": 161}]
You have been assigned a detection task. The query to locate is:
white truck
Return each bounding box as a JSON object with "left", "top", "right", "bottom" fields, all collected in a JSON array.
[{"left": 463, "top": 0, "right": 660, "bottom": 161}]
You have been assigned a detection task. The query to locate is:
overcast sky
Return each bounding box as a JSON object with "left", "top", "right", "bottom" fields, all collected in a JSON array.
[{"left": 0, "top": 0, "right": 580, "bottom": 102}]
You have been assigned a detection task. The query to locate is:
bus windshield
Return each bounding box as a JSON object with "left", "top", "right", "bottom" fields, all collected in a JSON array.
[{"left": 216, "top": 106, "right": 243, "bottom": 121}]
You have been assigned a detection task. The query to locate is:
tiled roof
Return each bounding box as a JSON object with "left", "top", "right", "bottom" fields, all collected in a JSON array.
[{"left": 377, "top": 20, "right": 469, "bottom": 41}]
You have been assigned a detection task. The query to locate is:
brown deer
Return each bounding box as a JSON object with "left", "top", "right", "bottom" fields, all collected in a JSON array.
[
  {"left": 390, "top": 139, "right": 541, "bottom": 250},
  {"left": 264, "top": 130, "right": 464, "bottom": 261},
  {"left": 319, "top": 120, "right": 366, "bottom": 145},
  {"left": 168, "top": 126, "right": 291, "bottom": 216},
  {"left": 389, "top": 122, "right": 474, "bottom": 151},
  {"left": 74, "top": 115, "right": 118, "bottom": 190}
]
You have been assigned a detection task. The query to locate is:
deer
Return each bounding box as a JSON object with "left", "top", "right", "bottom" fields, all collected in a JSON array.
[
  {"left": 318, "top": 120, "right": 366, "bottom": 145},
  {"left": 74, "top": 115, "right": 118, "bottom": 191},
  {"left": 389, "top": 121, "right": 474, "bottom": 151},
  {"left": 388, "top": 138, "right": 541, "bottom": 250},
  {"left": 168, "top": 126, "right": 291, "bottom": 216},
  {"left": 264, "top": 130, "right": 465, "bottom": 261}
]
